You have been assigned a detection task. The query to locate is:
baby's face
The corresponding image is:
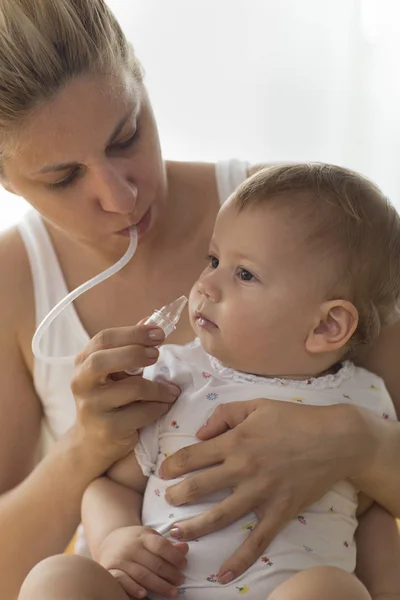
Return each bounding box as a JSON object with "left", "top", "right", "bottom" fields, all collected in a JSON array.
[{"left": 189, "top": 198, "right": 329, "bottom": 377}]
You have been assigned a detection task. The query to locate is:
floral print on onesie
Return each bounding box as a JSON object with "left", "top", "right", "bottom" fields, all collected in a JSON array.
[{"left": 134, "top": 339, "right": 397, "bottom": 600}]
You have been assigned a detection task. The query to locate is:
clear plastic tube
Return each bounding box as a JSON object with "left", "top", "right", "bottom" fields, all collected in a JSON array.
[
  {"left": 31, "top": 227, "right": 138, "bottom": 364},
  {"left": 125, "top": 295, "right": 188, "bottom": 375}
]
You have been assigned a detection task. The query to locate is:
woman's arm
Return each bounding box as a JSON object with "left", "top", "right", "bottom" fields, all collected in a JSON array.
[
  {"left": 357, "top": 320, "right": 400, "bottom": 411},
  {"left": 0, "top": 319, "right": 177, "bottom": 600},
  {"left": 350, "top": 319, "right": 400, "bottom": 514},
  {"left": 0, "top": 316, "right": 97, "bottom": 600},
  {"left": 0, "top": 231, "right": 93, "bottom": 599},
  {"left": 351, "top": 411, "right": 400, "bottom": 516},
  {"left": 356, "top": 503, "right": 400, "bottom": 599}
]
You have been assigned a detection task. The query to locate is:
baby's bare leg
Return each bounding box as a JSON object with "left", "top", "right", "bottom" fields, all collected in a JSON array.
[
  {"left": 267, "top": 566, "right": 371, "bottom": 600},
  {"left": 18, "top": 554, "right": 130, "bottom": 600}
]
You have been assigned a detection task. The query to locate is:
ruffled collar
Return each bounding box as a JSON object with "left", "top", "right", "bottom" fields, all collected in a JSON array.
[{"left": 208, "top": 354, "right": 355, "bottom": 390}]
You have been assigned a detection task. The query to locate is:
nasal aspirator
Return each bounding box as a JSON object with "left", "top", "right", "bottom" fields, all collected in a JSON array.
[
  {"left": 31, "top": 227, "right": 187, "bottom": 366},
  {"left": 125, "top": 295, "right": 187, "bottom": 375}
]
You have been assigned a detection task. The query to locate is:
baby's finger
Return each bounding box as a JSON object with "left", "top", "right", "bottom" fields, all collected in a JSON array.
[
  {"left": 108, "top": 568, "right": 146, "bottom": 599},
  {"left": 143, "top": 534, "right": 189, "bottom": 569},
  {"left": 122, "top": 562, "right": 180, "bottom": 598},
  {"left": 134, "top": 547, "right": 185, "bottom": 587}
]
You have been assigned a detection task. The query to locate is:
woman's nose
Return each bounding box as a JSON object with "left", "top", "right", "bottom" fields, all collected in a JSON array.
[{"left": 96, "top": 165, "right": 138, "bottom": 215}]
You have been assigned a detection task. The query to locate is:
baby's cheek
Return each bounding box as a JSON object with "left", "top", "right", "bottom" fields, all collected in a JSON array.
[
  {"left": 188, "top": 284, "right": 199, "bottom": 310},
  {"left": 233, "top": 313, "right": 264, "bottom": 342},
  {"left": 225, "top": 320, "right": 264, "bottom": 358}
]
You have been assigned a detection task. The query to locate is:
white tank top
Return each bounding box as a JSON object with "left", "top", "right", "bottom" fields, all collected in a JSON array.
[{"left": 18, "top": 159, "right": 249, "bottom": 440}]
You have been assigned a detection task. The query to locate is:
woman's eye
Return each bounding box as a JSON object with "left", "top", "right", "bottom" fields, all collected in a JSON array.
[
  {"left": 237, "top": 268, "right": 255, "bottom": 282},
  {"left": 49, "top": 169, "right": 79, "bottom": 189},
  {"left": 206, "top": 254, "right": 219, "bottom": 269},
  {"left": 110, "top": 129, "right": 138, "bottom": 151}
]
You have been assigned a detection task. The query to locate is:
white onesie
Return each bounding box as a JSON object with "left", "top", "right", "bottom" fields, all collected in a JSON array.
[{"left": 135, "top": 340, "right": 397, "bottom": 599}]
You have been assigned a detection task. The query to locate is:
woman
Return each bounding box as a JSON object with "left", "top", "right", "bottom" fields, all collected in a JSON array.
[{"left": 0, "top": 1, "right": 398, "bottom": 599}]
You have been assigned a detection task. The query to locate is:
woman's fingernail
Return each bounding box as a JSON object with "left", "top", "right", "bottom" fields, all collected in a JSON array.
[
  {"left": 218, "top": 571, "right": 234, "bottom": 584},
  {"left": 166, "top": 383, "right": 180, "bottom": 396},
  {"left": 148, "top": 328, "right": 165, "bottom": 341},
  {"left": 170, "top": 527, "right": 183, "bottom": 539},
  {"left": 137, "top": 588, "right": 147, "bottom": 598},
  {"left": 145, "top": 347, "right": 159, "bottom": 358}
]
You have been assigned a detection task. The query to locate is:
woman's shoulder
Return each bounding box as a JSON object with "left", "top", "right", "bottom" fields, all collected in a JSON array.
[
  {"left": 0, "top": 224, "right": 32, "bottom": 290},
  {"left": 165, "top": 161, "right": 221, "bottom": 238},
  {"left": 0, "top": 225, "right": 34, "bottom": 336},
  {"left": 167, "top": 158, "right": 253, "bottom": 180},
  {"left": 166, "top": 160, "right": 219, "bottom": 197},
  {"left": 166, "top": 160, "right": 267, "bottom": 199},
  {"left": 166, "top": 159, "right": 249, "bottom": 215}
]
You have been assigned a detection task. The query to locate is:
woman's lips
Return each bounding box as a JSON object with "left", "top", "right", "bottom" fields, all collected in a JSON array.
[
  {"left": 136, "top": 206, "right": 152, "bottom": 237},
  {"left": 117, "top": 228, "right": 131, "bottom": 237},
  {"left": 117, "top": 207, "right": 152, "bottom": 239}
]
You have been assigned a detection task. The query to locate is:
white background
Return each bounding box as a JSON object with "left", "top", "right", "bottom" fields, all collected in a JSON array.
[{"left": 0, "top": 0, "right": 399, "bottom": 230}]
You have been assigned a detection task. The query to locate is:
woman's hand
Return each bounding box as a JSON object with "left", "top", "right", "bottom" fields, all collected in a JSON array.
[
  {"left": 160, "top": 398, "right": 373, "bottom": 583},
  {"left": 98, "top": 526, "right": 188, "bottom": 599},
  {"left": 70, "top": 324, "right": 180, "bottom": 473}
]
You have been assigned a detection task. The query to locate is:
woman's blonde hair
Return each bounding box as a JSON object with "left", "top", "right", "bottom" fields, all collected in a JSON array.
[
  {"left": 235, "top": 163, "right": 400, "bottom": 348},
  {"left": 0, "top": 0, "right": 141, "bottom": 148}
]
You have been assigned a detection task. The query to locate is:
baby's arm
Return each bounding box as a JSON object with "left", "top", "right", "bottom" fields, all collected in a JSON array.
[
  {"left": 82, "top": 451, "right": 147, "bottom": 555},
  {"left": 356, "top": 501, "right": 400, "bottom": 600},
  {"left": 82, "top": 453, "right": 188, "bottom": 599}
]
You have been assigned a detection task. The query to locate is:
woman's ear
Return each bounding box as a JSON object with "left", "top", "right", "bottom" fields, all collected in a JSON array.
[{"left": 305, "top": 300, "right": 359, "bottom": 354}]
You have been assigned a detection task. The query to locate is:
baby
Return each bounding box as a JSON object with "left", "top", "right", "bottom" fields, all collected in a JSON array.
[{"left": 83, "top": 164, "right": 400, "bottom": 600}]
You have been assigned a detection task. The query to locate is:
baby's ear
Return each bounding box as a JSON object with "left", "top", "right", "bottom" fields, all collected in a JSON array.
[{"left": 305, "top": 300, "right": 358, "bottom": 354}]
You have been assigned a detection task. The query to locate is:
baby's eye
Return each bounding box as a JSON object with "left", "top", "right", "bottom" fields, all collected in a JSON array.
[
  {"left": 206, "top": 255, "right": 219, "bottom": 269},
  {"left": 237, "top": 267, "right": 256, "bottom": 282}
]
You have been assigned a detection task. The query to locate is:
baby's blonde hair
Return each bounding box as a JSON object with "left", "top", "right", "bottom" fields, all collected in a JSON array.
[
  {"left": 235, "top": 163, "right": 400, "bottom": 347},
  {"left": 0, "top": 0, "right": 141, "bottom": 153}
]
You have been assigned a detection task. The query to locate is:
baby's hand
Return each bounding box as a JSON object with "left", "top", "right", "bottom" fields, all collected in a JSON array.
[{"left": 98, "top": 525, "right": 188, "bottom": 599}]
